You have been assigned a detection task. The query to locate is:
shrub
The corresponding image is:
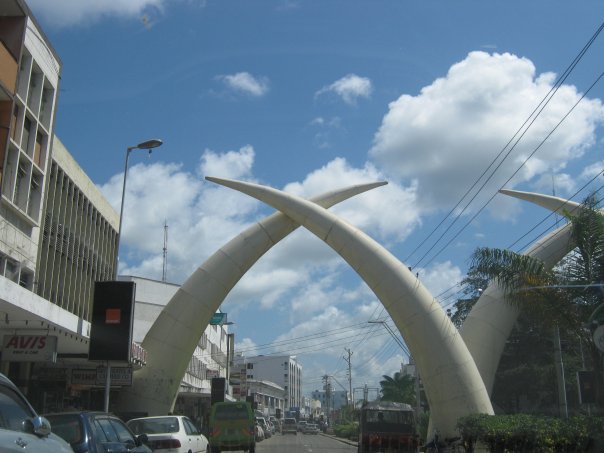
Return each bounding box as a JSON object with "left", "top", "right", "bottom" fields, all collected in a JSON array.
[
  {"left": 457, "top": 414, "right": 602, "bottom": 453},
  {"left": 334, "top": 421, "right": 359, "bottom": 440}
]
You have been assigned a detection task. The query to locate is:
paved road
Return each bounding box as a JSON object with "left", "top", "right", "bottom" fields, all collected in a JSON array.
[{"left": 255, "top": 432, "right": 357, "bottom": 452}]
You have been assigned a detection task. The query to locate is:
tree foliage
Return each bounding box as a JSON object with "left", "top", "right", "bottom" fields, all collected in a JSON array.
[
  {"left": 463, "top": 193, "right": 604, "bottom": 413},
  {"left": 379, "top": 371, "right": 416, "bottom": 405}
]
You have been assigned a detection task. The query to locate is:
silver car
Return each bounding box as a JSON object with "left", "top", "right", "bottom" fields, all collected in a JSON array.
[{"left": 0, "top": 372, "right": 72, "bottom": 452}]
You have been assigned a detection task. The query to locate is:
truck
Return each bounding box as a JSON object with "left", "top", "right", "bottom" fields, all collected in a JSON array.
[{"left": 357, "top": 401, "right": 419, "bottom": 453}]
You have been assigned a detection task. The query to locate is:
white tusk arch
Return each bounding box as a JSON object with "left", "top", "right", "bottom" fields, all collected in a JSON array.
[
  {"left": 116, "top": 181, "right": 387, "bottom": 415},
  {"left": 206, "top": 176, "right": 493, "bottom": 438}
]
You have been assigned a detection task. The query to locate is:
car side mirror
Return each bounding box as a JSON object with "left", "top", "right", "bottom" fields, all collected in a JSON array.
[
  {"left": 136, "top": 433, "right": 149, "bottom": 446},
  {"left": 26, "top": 416, "right": 52, "bottom": 437}
]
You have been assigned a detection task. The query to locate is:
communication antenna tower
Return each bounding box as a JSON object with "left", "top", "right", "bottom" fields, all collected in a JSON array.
[{"left": 162, "top": 220, "right": 168, "bottom": 282}]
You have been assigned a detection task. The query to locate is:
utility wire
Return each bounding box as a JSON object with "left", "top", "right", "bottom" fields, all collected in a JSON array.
[
  {"left": 418, "top": 70, "right": 604, "bottom": 270},
  {"left": 406, "top": 22, "right": 604, "bottom": 269}
]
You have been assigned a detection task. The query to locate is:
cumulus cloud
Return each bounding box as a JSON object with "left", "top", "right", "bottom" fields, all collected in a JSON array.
[
  {"left": 415, "top": 261, "right": 464, "bottom": 302},
  {"left": 316, "top": 74, "right": 373, "bottom": 105},
  {"left": 99, "top": 146, "right": 261, "bottom": 280},
  {"left": 369, "top": 51, "right": 604, "bottom": 214},
  {"left": 217, "top": 72, "right": 270, "bottom": 97},
  {"left": 580, "top": 161, "right": 604, "bottom": 181},
  {"left": 27, "top": 0, "right": 165, "bottom": 27}
]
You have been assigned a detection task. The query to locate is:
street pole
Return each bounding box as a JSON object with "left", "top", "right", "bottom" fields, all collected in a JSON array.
[
  {"left": 104, "top": 138, "right": 163, "bottom": 413},
  {"left": 343, "top": 348, "right": 353, "bottom": 409}
]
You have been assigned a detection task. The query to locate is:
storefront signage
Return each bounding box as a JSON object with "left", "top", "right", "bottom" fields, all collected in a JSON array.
[
  {"left": 206, "top": 369, "right": 220, "bottom": 379},
  {"left": 2, "top": 335, "right": 57, "bottom": 363},
  {"left": 71, "top": 367, "right": 132, "bottom": 386}
]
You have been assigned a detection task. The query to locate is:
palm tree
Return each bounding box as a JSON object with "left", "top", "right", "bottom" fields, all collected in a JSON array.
[
  {"left": 466, "top": 193, "right": 604, "bottom": 412},
  {"left": 379, "top": 371, "right": 416, "bottom": 405}
]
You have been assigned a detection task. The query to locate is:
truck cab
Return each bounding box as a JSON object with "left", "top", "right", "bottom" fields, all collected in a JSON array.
[{"left": 357, "top": 401, "right": 419, "bottom": 453}]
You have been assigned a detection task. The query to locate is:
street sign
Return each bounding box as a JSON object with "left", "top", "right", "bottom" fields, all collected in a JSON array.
[{"left": 210, "top": 313, "right": 227, "bottom": 325}]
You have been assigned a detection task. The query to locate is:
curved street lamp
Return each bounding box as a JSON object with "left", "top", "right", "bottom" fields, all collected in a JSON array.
[{"left": 114, "top": 139, "right": 163, "bottom": 278}]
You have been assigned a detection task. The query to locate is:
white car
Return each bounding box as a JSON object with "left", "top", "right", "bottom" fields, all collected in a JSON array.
[
  {"left": 127, "top": 415, "right": 209, "bottom": 453},
  {"left": 0, "top": 373, "right": 73, "bottom": 453}
]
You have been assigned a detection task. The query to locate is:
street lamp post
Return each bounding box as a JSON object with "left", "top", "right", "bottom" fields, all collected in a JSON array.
[
  {"left": 114, "top": 139, "right": 163, "bottom": 278},
  {"left": 104, "top": 138, "right": 163, "bottom": 413}
]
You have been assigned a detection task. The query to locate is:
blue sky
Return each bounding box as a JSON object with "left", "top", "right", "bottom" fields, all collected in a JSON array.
[{"left": 29, "top": 0, "right": 604, "bottom": 396}]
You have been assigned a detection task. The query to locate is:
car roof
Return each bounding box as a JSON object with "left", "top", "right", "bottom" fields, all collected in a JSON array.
[{"left": 128, "top": 415, "right": 181, "bottom": 420}]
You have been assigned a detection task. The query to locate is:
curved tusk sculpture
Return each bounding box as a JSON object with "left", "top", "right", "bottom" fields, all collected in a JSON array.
[
  {"left": 461, "top": 189, "right": 584, "bottom": 394},
  {"left": 206, "top": 176, "right": 493, "bottom": 438},
  {"left": 116, "top": 181, "right": 387, "bottom": 415}
]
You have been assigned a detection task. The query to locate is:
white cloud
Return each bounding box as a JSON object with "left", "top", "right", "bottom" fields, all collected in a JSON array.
[
  {"left": 369, "top": 51, "right": 604, "bottom": 216},
  {"left": 217, "top": 72, "right": 270, "bottom": 97},
  {"left": 199, "top": 145, "right": 255, "bottom": 180},
  {"left": 235, "top": 338, "right": 259, "bottom": 356},
  {"left": 316, "top": 74, "right": 373, "bottom": 105},
  {"left": 580, "top": 161, "right": 604, "bottom": 182},
  {"left": 415, "top": 261, "right": 464, "bottom": 303},
  {"left": 283, "top": 158, "right": 421, "bottom": 241},
  {"left": 27, "top": 0, "right": 166, "bottom": 27}
]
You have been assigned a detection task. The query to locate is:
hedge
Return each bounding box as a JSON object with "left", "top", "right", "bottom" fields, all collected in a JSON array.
[
  {"left": 457, "top": 414, "right": 604, "bottom": 453},
  {"left": 334, "top": 421, "right": 359, "bottom": 440}
]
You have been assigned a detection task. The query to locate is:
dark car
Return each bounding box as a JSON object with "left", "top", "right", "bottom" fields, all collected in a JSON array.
[
  {"left": 44, "top": 411, "right": 151, "bottom": 453},
  {"left": 0, "top": 372, "right": 73, "bottom": 452}
]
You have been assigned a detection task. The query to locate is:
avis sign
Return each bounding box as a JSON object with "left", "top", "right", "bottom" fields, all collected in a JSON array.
[{"left": 2, "top": 335, "right": 58, "bottom": 363}]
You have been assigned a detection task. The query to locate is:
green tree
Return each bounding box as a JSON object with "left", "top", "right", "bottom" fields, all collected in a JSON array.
[
  {"left": 450, "top": 270, "right": 489, "bottom": 328},
  {"left": 467, "top": 193, "right": 604, "bottom": 412},
  {"left": 379, "top": 371, "right": 416, "bottom": 405}
]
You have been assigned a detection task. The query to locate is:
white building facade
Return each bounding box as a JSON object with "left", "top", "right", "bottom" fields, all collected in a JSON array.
[{"left": 234, "top": 354, "right": 302, "bottom": 412}]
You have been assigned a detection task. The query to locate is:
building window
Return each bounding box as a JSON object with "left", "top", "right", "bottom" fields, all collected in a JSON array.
[{"left": 247, "top": 363, "right": 253, "bottom": 370}]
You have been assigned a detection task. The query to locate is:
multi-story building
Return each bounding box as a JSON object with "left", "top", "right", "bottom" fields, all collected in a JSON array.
[
  {"left": 0, "top": 0, "right": 95, "bottom": 407},
  {"left": 234, "top": 354, "right": 302, "bottom": 412},
  {"left": 0, "top": 1, "right": 232, "bottom": 417},
  {"left": 311, "top": 389, "right": 348, "bottom": 412},
  {"left": 244, "top": 379, "right": 285, "bottom": 418}
]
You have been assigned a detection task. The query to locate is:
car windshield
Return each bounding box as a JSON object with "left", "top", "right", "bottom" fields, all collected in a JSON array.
[
  {"left": 128, "top": 417, "right": 179, "bottom": 434},
  {"left": 214, "top": 404, "right": 249, "bottom": 420},
  {"left": 45, "top": 414, "right": 83, "bottom": 445},
  {"left": 363, "top": 409, "right": 414, "bottom": 425},
  {"left": 0, "top": 386, "right": 35, "bottom": 432}
]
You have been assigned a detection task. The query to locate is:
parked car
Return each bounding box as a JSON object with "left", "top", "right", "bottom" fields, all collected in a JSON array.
[
  {"left": 255, "top": 417, "right": 271, "bottom": 438},
  {"left": 297, "top": 420, "right": 307, "bottom": 432},
  {"left": 303, "top": 423, "right": 319, "bottom": 435},
  {"left": 44, "top": 411, "right": 151, "bottom": 453},
  {"left": 269, "top": 416, "right": 280, "bottom": 433},
  {"left": 127, "top": 415, "right": 208, "bottom": 453},
  {"left": 209, "top": 401, "right": 255, "bottom": 453},
  {"left": 281, "top": 418, "right": 297, "bottom": 435},
  {"left": 0, "top": 372, "right": 73, "bottom": 453},
  {"left": 254, "top": 420, "right": 265, "bottom": 442}
]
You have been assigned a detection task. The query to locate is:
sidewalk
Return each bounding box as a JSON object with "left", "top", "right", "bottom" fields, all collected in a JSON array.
[{"left": 320, "top": 431, "right": 358, "bottom": 447}]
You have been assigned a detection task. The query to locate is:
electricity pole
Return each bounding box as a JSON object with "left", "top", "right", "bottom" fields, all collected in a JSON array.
[
  {"left": 343, "top": 348, "right": 353, "bottom": 408},
  {"left": 323, "top": 375, "right": 332, "bottom": 425}
]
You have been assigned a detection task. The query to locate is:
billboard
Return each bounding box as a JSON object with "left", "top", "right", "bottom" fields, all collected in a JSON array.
[{"left": 89, "top": 281, "right": 136, "bottom": 362}]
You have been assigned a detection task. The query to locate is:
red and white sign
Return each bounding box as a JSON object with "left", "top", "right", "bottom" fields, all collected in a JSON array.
[{"left": 2, "top": 335, "right": 57, "bottom": 363}]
